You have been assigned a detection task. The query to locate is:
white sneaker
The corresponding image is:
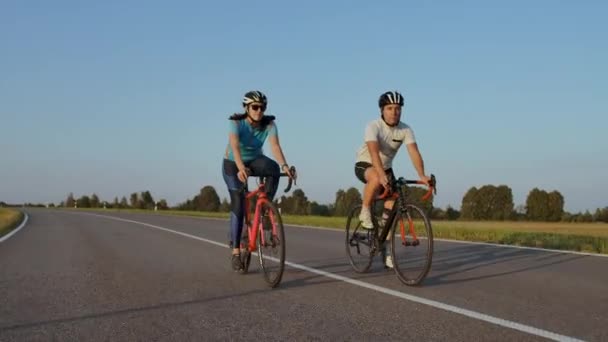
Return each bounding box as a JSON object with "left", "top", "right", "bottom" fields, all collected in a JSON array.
[
  {"left": 358, "top": 209, "right": 374, "bottom": 230},
  {"left": 385, "top": 255, "right": 394, "bottom": 269}
]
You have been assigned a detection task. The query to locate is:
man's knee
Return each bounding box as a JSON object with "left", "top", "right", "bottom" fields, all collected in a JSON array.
[
  {"left": 364, "top": 168, "right": 381, "bottom": 186},
  {"left": 384, "top": 199, "right": 395, "bottom": 209}
]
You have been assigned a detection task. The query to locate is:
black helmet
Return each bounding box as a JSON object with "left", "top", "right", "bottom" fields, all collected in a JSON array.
[
  {"left": 378, "top": 91, "right": 404, "bottom": 108},
  {"left": 242, "top": 90, "right": 268, "bottom": 108}
]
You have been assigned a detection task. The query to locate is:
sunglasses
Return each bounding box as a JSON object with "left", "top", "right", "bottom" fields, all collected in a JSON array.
[{"left": 250, "top": 104, "right": 266, "bottom": 112}]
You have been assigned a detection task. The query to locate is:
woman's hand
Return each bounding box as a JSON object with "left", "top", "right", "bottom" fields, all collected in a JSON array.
[{"left": 237, "top": 167, "right": 250, "bottom": 183}]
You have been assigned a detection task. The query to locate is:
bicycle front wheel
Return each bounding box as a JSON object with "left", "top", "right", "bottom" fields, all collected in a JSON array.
[
  {"left": 257, "top": 201, "right": 286, "bottom": 288},
  {"left": 390, "top": 204, "right": 433, "bottom": 286}
]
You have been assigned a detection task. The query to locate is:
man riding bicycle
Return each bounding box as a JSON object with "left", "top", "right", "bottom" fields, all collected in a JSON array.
[{"left": 354, "top": 90, "right": 431, "bottom": 267}]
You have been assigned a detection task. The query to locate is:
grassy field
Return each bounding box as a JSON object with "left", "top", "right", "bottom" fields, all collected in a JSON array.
[
  {"left": 0, "top": 208, "right": 24, "bottom": 238},
  {"left": 66, "top": 208, "right": 608, "bottom": 254}
]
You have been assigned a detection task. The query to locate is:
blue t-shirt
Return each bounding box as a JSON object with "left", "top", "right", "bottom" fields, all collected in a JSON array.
[{"left": 226, "top": 118, "right": 278, "bottom": 162}]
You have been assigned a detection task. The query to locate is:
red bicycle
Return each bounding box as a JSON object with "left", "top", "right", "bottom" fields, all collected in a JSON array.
[{"left": 238, "top": 166, "right": 296, "bottom": 288}]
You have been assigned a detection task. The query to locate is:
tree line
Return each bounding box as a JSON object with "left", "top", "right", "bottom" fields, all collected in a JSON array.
[
  {"left": 59, "top": 191, "right": 169, "bottom": 211},
  {"left": 49, "top": 183, "right": 608, "bottom": 223}
]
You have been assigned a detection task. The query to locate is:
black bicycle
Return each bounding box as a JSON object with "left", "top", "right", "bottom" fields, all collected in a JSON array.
[{"left": 345, "top": 175, "right": 436, "bottom": 286}]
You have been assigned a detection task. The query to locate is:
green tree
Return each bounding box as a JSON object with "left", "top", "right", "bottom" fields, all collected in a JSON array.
[
  {"left": 141, "top": 191, "right": 155, "bottom": 209},
  {"left": 290, "top": 189, "right": 310, "bottom": 215},
  {"left": 526, "top": 188, "right": 548, "bottom": 221},
  {"left": 278, "top": 195, "right": 292, "bottom": 214},
  {"left": 460, "top": 187, "right": 479, "bottom": 220},
  {"left": 333, "top": 188, "right": 362, "bottom": 217},
  {"left": 309, "top": 201, "right": 331, "bottom": 216},
  {"left": 445, "top": 205, "right": 460, "bottom": 220},
  {"left": 594, "top": 207, "right": 608, "bottom": 223},
  {"left": 197, "top": 186, "right": 220, "bottom": 212},
  {"left": 526, "top": 188, "right": 564, "bottom": 221},
  {"left": 430, "top": 207, "right": 446, "bottom": 220},
  {"left": 177, "top": 199, "right": 195, "bottom": 211},
  {"left": 78, "top": 195, "right": 91, "bottom": 208},
  {"left": 344, "top": 187, "right": 362, "bottom": 214},
  {"left": 130, "top": 193, "right": 140, "bottom": 209},
  {"left": 577, "top": 210, "right": 593, "bottom": 223},
  {"left": 333, "top": 189, "right": 347, "bottom": 216},
  {"left": 66, "top": 193, "right": 76, "bottom": 208},
  {"left": 220, "top": 198, "right": 231, "bottom": 212},
  {"left": 460, "top": 185, "right": 513, "bottom": 220},
  {"left": 90, "top": 194, "right": 100, "bottom": 208},
  {"left": 120, "top": 196, "right": 129, "bottom": 209},
  {"left": 157, "top": 199, "right": 169, "bottom": 210},
  {"left": 547, "top": 191, "right": 564, "bottom": 222}
]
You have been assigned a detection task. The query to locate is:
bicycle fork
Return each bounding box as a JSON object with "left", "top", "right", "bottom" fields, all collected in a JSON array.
[{"left": 396, "top": 188, "right": 420, "bottom": 247}]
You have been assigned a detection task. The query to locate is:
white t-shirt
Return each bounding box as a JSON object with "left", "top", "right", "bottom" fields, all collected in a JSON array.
[{"left": 355, "top": 118, "right": 416, "bottom": 169}]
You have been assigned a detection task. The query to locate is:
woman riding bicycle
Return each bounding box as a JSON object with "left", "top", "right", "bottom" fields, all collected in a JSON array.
[{"left": 222, "top": 90, "right": 296, "bottom": 271}]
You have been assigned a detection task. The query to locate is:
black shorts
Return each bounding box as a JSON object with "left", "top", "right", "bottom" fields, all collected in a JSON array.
[{"left": 354, "top": 162, "right": 395, "bottom": 184}]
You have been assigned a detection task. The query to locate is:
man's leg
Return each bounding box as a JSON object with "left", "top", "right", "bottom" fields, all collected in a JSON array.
[{"left": 359, "top": 166, "right": 382, "bottom": 229}]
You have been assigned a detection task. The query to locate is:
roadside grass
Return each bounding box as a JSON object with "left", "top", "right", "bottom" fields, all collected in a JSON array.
[
  {"left": 60, "top": 208, "right": 608, "bottom": 254},
  {"left": 0, "top": 208, "right": 24, "bottom": 238}
]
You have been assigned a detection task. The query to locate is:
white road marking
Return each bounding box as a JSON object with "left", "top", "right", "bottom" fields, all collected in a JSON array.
[{"left": 81, "top": 212, "right": 585, "bottom": 342}]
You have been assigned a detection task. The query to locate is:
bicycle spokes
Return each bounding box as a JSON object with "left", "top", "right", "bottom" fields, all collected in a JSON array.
[
  {"left": 391, "top": 204, "right": 433, "bottom": 286},
  {"left": 257, "top": 201, "right": 285, "bottom": 288}
]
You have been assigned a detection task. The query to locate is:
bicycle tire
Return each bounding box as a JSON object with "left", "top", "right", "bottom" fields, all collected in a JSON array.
[
  {"left": 257, "top": 201, "right": 286, "bottom": 288},
  {"left": 345, "top": 205, "right": 374, "bottom": 273},
  {"left": 238, "top": 230, "right": 252, "bottom": 274},
  {"left": 390, "top": 204, "right": 433, "bottom": 286}
]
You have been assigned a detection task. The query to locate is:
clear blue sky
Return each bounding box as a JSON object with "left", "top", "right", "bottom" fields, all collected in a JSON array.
[{"left": 1, "top": 1, "right": 607, "bottom": 213}]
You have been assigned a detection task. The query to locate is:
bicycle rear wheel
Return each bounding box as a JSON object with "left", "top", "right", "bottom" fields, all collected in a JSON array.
[
  {"left": 390, "top": 204, "right": 433, "bottom": 286},
  {"left": 257, "top": 201, "right": 286, "bottom": 288},
  {"left": 345, "top": 205, "right": 374, "bottom": 273}
]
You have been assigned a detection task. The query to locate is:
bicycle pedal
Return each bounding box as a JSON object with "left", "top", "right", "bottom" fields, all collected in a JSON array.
[
  {"left": 403, "top": 240, "right": 420, "bottom": 246},
  {"left": 352, "top": 232, "right": 367, "bottom": 241}
]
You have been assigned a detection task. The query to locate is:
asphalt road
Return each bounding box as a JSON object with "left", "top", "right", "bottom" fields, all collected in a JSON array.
[{"left": 1, "top": 209, "right": 606, "bottom": 341}]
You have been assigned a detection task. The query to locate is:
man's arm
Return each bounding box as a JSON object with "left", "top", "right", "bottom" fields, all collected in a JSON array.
[{"left": 406, "top": 143, "right": 430, "bottom": 183}]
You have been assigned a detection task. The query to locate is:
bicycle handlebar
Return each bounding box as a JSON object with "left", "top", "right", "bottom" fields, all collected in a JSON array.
[
  {"left": 243, "top": 166, "right": 297, "bottom": 193},
  {"left": 281, "top": 166, "right": 297, "bottom": 192},
  {"left": 378, "top": 174, "right": 437, "bottom": 201}
]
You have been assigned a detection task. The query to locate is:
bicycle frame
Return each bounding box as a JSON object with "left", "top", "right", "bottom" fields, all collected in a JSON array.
[
  {"left": 243, "top": 182, "right": 277, "bottom": 252},
  {"left": 374, "top": 175, "right": 436, "bottom": 247},
  {"left": 241, "top": 167, "right": 296, "bottom": 252}
]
